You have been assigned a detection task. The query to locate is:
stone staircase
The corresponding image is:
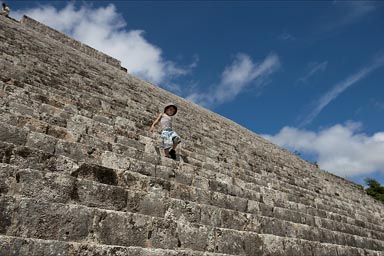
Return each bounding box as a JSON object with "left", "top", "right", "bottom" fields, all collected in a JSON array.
[{"left": 1, "top": 15, "right": 384, "bottom": 256}]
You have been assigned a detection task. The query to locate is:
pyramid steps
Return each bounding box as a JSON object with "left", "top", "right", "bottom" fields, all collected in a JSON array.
[
  {"left": 1, "top": 114, "right": 382, "bottom": 232},
  {"left": 1, "top": 15, "right": 384, "bottom": 255}
]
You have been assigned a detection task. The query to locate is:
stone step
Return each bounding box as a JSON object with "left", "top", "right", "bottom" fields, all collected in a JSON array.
[
  {"left": 2, "top": 163, "right": 384, "bottom": 244},
  {"left": 0, "top": 196, "right": 268, "bottom": 255},
  {"left": 2, "top": 195, "right": 384, "bottom": 253},
  {"left": 2, "top": 15, "right": 384, "bottom": 254},
  {"left": 0, "top": 235, "right": 235, "bottom": 256},
  {"left": 0, "top": 103, "right": 375, "bottom": 223},
  {"left": 1, "top": 121, "right": 382, "bottom": 234},
  {"left": 2, "top": 81, "right": 332, "bottom": 204},
  {"left": 0, "top": 112, "right": 381, "bottom": 230}
]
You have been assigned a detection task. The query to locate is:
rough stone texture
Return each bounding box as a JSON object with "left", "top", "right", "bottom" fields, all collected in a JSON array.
[{"left": 1, "top": 15, "right": 384, "bottom": 255}]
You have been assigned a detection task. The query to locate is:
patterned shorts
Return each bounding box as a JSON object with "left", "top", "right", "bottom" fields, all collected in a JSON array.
[{"left": 161, "top": 129, "right": 181, "bottom": 149}]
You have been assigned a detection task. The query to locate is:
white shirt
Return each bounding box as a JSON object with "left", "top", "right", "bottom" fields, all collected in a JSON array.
[{"left": 159, "top": 113, "right": 172, "bottom": 130}]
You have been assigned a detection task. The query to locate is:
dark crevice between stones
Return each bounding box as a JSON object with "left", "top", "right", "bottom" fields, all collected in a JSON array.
[
  {"left": 71, "top": 163, "right": 118, "bottom": 186},
  {"left": 70, "top": 181, "right": 79, "bottom": 201}
]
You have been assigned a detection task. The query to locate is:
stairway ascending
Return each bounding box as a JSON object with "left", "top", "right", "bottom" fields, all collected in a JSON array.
[{"left": 1, "top": 15, "right": 383, "bottom": 256}]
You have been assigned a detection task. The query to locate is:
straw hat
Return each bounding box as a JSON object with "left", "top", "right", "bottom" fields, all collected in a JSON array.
[{"left": 164, "top": 103, "right": 178, "bottom": 116}]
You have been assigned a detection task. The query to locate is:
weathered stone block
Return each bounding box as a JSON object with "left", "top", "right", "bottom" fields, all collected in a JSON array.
[
  {"left": 127, "top": 190, "right": 167, "bottom": 218},
  {"left": 165, "top": 199, "right": 201, "bottom": 224},
  {"left": 8, "top": 199, "right": 92, "bottom": 241},
  {"left": 75, "top": 179, "right": 127, "bottom": 211},
  {"left": 101, "top": 151, "right": 131, "bottom": 170},
  {"left": 14, "top": 169, "right": 76, "bottom": 203},
  {"left": 176, "top": 222, "right": 213, "bottom": 251},
  {"left": 0, "top": 122, "right": 28, "bottom": 145},
  {"left": 0, "top": 164, "right": 16, "bottom": 195},
  {"left": 72, "top": 163, "right": 118, "bottom": 186},
  {"left": 95, "top": 211, "right": 153, "bottom": 248},
  {"left": 55, "top": 140, "right": 88, "bottom": 162},
  {"left": 26, "top": 132, "right": 57, "bottom": 154},
  {"left": 214, "top": 229, "right": 262, "bottom": 255},
  {"left": 149, "top": 218, "right": 178, "bottom": 249},
  {"left": 0, "top": 236, "right": 71, "bottom": 256},
  {"left": 0, "top": 196, "right": 14, "bottom": 234},
  {"left": 7, "top": 145, "right": 54, "bottom": 171}
]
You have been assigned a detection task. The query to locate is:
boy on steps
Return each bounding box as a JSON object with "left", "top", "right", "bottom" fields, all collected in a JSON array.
[{"left": 149, "top": 103, "right": 181, "bottom": 159}]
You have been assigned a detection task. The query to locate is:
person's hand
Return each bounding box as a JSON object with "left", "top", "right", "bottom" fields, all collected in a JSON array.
[{"left": 149, "top": 126, "right": 154, "bottom": 132}]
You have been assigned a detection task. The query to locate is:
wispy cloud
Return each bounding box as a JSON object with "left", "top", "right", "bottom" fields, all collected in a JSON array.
[
  {"left": 187, "top": 53, "right": 280, "bottom": 107},
  {"left": 262, "top": 122, "right": 384, "bottom": 177},
  {"left": 12, "top": 3, "right": 190, "bottom": 86},
  {"left": 298, "top": 61, "right": 328, "bottom": 84},
  {"left": 278, "top": 32, "right": 296, "bottom": 41},
  {"left": 373, "top": 100, "right": 384, "bottom": 111},
  {"left": 325, "top": 1, "right": 383, "bottom": 31},
  {"left": 300, "top": 54, "right": 384, "bottom": 127}
]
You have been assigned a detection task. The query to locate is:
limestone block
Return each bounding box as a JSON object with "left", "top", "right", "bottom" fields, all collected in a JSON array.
[
  {"left": 247, "top": 199, "right": 261, "bottom": 215},
  {"left": 8, "top": 102, "right": 39, "bottom": 118},
  {"left": 63, "top": 103, "right": 78, "bottom": 114},
  {"left": 176, "top": 222, "right": 213, "bottom": 252},
  {"left": 0, "top": 164, "right": 16, "bottom": 195},
  {"left": 214, "top": 229, "right": 262, "bottom": 255},
  {"left": 123, "top": 171, "right": 150, "bottom": 191},
  {"left": 80, "top": 134, "right": 111, "bottom": 152},
  {"left": 55, "top": 140, "right": 88, "bottom": 162},
  {"left": 5, "top": 144, "right": 54, "bottom": 171},
  {"left": 219, "top": 209, "right": 250, "bottom": 231},
  {"left": 75, "top": 179, "right": 127, "bottom": 211},
  {"left": 72, "top": 163, "right": 118, "bottom": 186},
  {"left": 127, "top": 190, "right": 167, "bottom": 218},
  {"left": 209, "top": 180, "right": 228, "bottom": 195},
  {"left": 0, "top": 122, "right": 28, "bottom": 145},
  {"left": 95, "top": 211, "right": 157, "bottom": 248},
  {"left": 26, "top": 132, "right": 57, "bottom": 154},
  {"left": 155, "top": 165, "right": 178, "bottom": 181},
  {"left": 128, "top": 159, "right": 156, "bottom": 177},
  {"left": 200, "top": 204, "right": 223, "bottom": 228},
  {"left": 169, "top": 183, "right": 194, "bottom": 202},
  {"left": 165, "top": 199, "right": 201, "bottom": 224},
  {"left": 66, "top": 115, "right": 93, "bottom": 141},
  {"left": 88, "top": 121, "right": 115, "bottom": 144},
  {"left": 14, "top": 169, "right": 76, "bottom": 203},
  {"left": 39, "top": 103, "right": 69, "bottom": 119},
  {"left": 93, "top": 114, "right": 114, "bottom": 126},
  {"left": 0, "top": 196, "right": 14, "bottom": 234},
  {"left": 114, "top": 116, "right": 136, "bottom": 131},
  {"left": 115, "top": 136, "right": 145, "bottom": 152},
  {"left": 210, "top": 192, "right": 248, "bottom": 213},
  {"left": 7, "top": 199, "right": 93, "bottom": 241},
  {"left": 14, "top": 116, "right": 49, "bottom": 134},
  {"left": 101, "top": 151, "right": 131, "bottom": 170},
  {"left": 39, "top": 112, "right": 67, "bottom": 128},
  {"left": 191, "top": 175, "right": 210, "bottom": 191},
  {"left": 46, "top": 125, "right": 72, "bottom": 141},
  {"left": 0, "top": 235, "right": 71, "bottom": 256},
  {"left": 46, "top": 155, "right": 79, "bottom": 174}
]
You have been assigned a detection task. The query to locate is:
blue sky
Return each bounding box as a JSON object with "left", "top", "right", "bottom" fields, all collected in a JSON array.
[{"left": 6, "top": 0, "right": 384, "bottom": 187}]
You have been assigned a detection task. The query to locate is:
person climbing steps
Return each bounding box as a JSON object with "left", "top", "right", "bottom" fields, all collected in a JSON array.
[{"left": 149, "top": 103, "right": 181, "bottom": 160}]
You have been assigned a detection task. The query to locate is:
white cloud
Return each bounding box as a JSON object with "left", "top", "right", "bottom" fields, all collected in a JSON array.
[
  {"left": 332, "top": 1, "right": 379, "bottom": 27},
  {"left": 187, "top": 53, "right": 280, "bottom": 107},
  {"left": 278, "top": 32, "right": 296, "bottom": 41},
  {"left": 262, "top": 122, "right": 384, "bottom": 178},
  {"left": 301, "top": 54, "right": 384, "bottom": 126},
  {"left": 12, "top": 3, "right": 188, "bottom": 85},
  {"left": 298, "top": 61, "right": 328, "bottom": 84}
]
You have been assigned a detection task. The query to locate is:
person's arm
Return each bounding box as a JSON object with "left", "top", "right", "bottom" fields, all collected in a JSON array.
[{"left": 149, "top": 113, "right": 162, "bottom": 132}]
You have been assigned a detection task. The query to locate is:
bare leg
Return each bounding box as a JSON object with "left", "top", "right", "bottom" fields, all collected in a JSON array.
[
  {"left": 164, "top": 148, "right": 171, "bottom": 157},
  {"left": 172, "top": 141, "right": 180, "bottom": 150}
]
